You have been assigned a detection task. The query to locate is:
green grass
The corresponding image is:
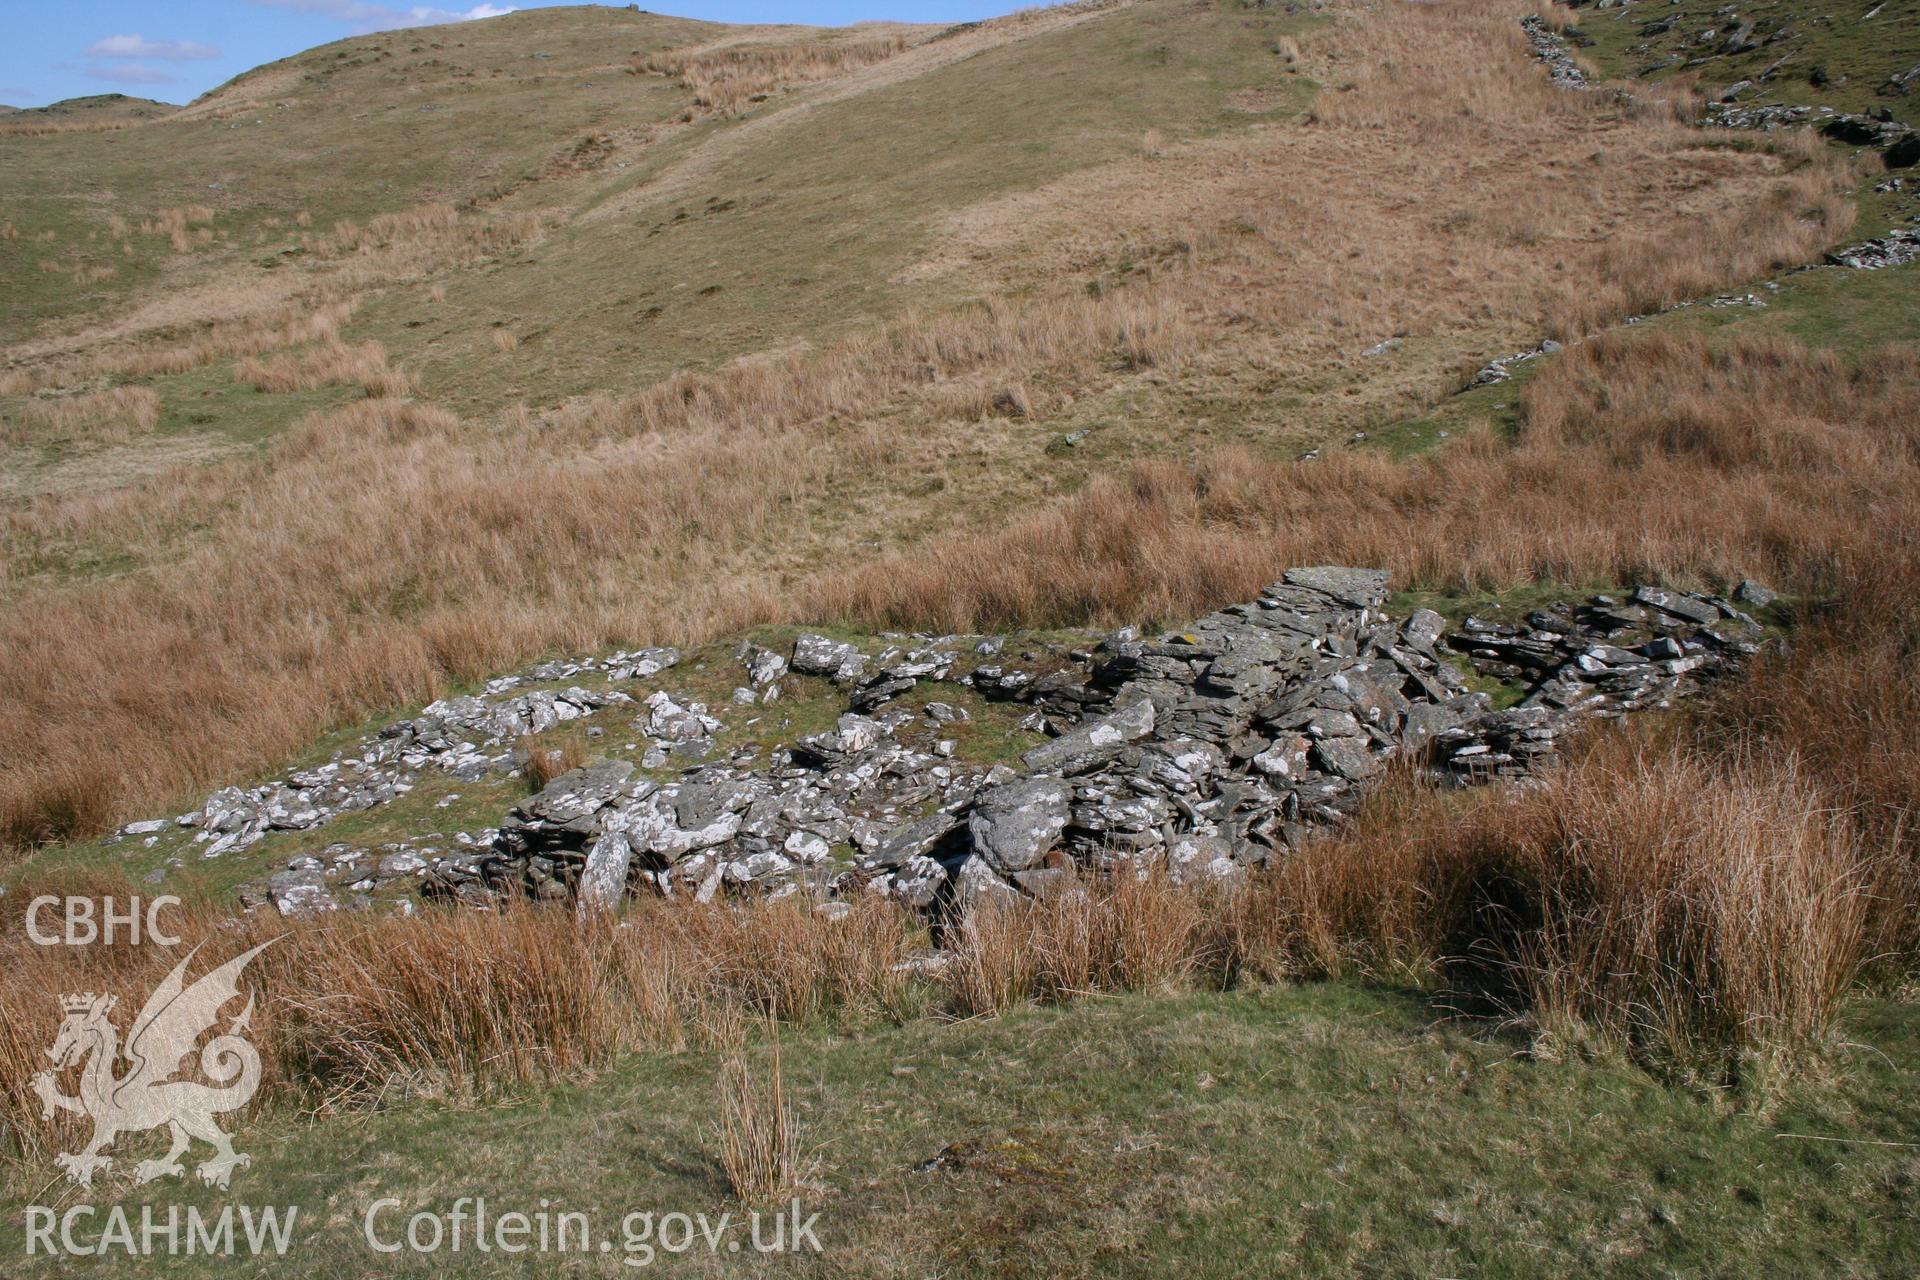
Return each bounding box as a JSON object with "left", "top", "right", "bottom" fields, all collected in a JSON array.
[
  {"left": 0, "top": 8, "right": 717, "bottom": 344},
  {"left": 4, "top": 982, "right": 1917, "bottom": 1275},
  {"left": 1, "top": 1, "right": 1321, "bottom": 508},
  {"left": 1575, "top": 0, "right": 1920, "bottom": 115},
  {"left": 409, "top": 1, "right": 1320, "bottom": 413},
  {"left": 1359, "top": 373, "right": 1532, "bottom": 460},
  {"left": 1662, "top": 259, "right": 1920, "bottom": 353}
]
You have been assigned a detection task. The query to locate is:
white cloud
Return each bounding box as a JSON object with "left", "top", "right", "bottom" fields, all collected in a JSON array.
[
  {"left": 85, "top": 63, "right": 180, "bottom": 86},
  {"left": 85, "top": 34, "right": 222, "bottom": 62},
  {"left": 246, "top": 1, "right": 517, "bottom": 33}
]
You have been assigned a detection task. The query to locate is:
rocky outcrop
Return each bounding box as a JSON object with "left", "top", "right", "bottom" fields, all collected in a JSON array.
[
  {"left": 1826, "top": 228, "right": 1920, "bottom": 270},
  {"left": 1703, "top": 101, "right": 1918, "bottom": 167},
  {"left": 1531, "top": 8, "right": 1917, "bottom": 170}
]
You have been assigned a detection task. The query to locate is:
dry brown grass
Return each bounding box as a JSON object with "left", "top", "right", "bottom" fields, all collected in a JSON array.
[
  {"left": 1510, "top": 749, "right": 1871, "bottom": 1074},
  {"left": 715, "top": 1024, "right": 801, "bottom": 1205},
  {"left": 948, "top": 869, "right": 1208, "bottom": 1016},
  {"left": 36, "top": 261, "right": 119, "bottom": 285},
  {"left": 910, "top": 0, "right": 1849, "bottom": 382},
  {"left": 637, "top": 35, "right": 912, "bottom": 118},
  {"left": 818, "top": 333, "right": 1920, "bottom": 631},
  {"left": 141, "top": 205, "right": 217, "bottom": 254},
  {"left": 520, "top": 730, "right": 586, "bottom": 791},
  {"left": 0, "top": 892, "right": 925, "bottom": 1162},
  {"left": 2, "top": 201, "right": 537, "bottom": 402},
  {"left": 1705, "top": 553, "right": 1920, "bottom": 962},
  {"left": 0, "top": 0, "right": 1874, "bottom": 854},
  {"left": 304, "top": 202, "right": 540, "bottom": 271},
  {"left": 0, "top": 299, "right": 360, "bottom": 397},
  {"left": 235, "top": 340, "right": 414, "bottom": 397},
  {"left": 5, "top": 386, "right": 159, "bottom": 443},
  {"left": 0, "top": 116, "right": 149, "bottom": 139},
  {"left": 937, "top": 733, "right": 1880, "bottom": 1082}
]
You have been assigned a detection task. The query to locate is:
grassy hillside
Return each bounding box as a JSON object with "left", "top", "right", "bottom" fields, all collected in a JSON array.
[
  {"left": 1, "top": 3, "right": 1918, "bottom": 1272},
  {"left": 0, "top": 0, "right": 1869, "bottom": 857},
  {"left": 0, "top": 8, "right": 736, "bottom": 343},
  {"left": 4, "top": 983, "right": 1918, "bottom": 1276},
  {"left": 0, "top": 1, "right": 1319, "bottom": 466},
  {"left": 1574, "top": 0, "right": 1920, "bottom": 113},
  {"left": 5, "top": 93, "right": 176, "bottom": 120}
]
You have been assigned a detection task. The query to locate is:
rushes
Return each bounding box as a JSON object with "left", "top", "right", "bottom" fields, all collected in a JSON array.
[{"left": 715, "top": 1023, "right": 801, "bottom": 1205}]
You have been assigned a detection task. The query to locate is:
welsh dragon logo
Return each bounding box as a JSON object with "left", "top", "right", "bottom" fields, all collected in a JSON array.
[{"left": 30, "top": 938, "right": 278, "bottom": 1189}]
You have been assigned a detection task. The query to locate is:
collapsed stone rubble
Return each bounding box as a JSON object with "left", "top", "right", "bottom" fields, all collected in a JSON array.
[
  {"left": 1520, "top": 15, "right": 1589, "bottom": 90},
  {"left": 421, "top": 569, "right": 1766, "bottom": 920},
  {"left": 111, "top": 649, "right": 677, "bottom": 874},
  {"left": 120, "top": 568, "right": 1770, "bottom": 919}
]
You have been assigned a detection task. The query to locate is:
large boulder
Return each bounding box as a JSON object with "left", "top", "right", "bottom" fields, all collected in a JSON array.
[{"left": 968, "top": 778, "right": 1072, "bottom": 873}]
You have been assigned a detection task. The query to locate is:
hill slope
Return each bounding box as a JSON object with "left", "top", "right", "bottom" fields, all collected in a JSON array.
[
  {"left": 0, "top": 0, "right": 1896, "bottom": 850},
  {"left": 1, "top": 4, "right": 1918, "bottom": 1272}
]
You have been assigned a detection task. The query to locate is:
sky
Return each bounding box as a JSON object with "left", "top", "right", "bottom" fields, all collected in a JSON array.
[{"left": 0, "top": 0, "right": 1016, "bottom": 109}]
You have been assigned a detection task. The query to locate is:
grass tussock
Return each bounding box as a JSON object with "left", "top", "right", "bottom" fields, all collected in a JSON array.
[
  {"left": 520, "top": 730, "right": 586, "bottom": 791},
  {"left": 235, "top": 340, "right": 415, "bottom": 397},
  {"left": 5, "top": 386, "right": 160, "bottom": 443},
  {"left": 715, "top": 1025, "right": 802, "bottom": 1205},
  {"left": 141, "top": 205, "right": 217, "bottom": 254},
  {"left": 36, "top": 261, "right": 119, "bottom": 285},
  {"left": 305, "top": 203, "right": 541, "bottom": 269},
  {"left": 1508, "top": 749, "right": 1871, "bottom": 1076},
  {"left": 0, "top": 299, "right": 361, "bottom": 397}
]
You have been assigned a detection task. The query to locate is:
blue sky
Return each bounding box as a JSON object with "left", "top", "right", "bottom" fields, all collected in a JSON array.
[{"left": 0, "top": 0, "right": 1017, "bottom": 108}]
